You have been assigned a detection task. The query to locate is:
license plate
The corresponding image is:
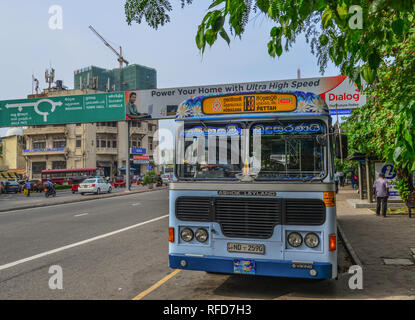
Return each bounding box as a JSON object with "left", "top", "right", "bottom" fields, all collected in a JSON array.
[
  {"left": 234, "top": 259, "right": 255, "bottom": 274},
  {"left": 227, "top": 242, "right": 265, "bottom": 255},
  {"left": 83, "top": 185, "right": 88, "bottom": 188}
]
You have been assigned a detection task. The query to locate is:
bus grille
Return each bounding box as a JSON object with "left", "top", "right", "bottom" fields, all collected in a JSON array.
[
  {"left": 175, "top": 197, "right": 325, "bottom": 239},
  {"left": 215, "top": 198, "right": 281, "bottom": 239},
  {"left": 285, "top": 199, "right": 326, "bottom": 225},
  {"left": 175, "top": 197, "right": 211, "bottom": 222}
]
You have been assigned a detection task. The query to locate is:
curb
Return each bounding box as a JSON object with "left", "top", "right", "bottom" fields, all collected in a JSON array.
[
  {"left": 337, "top": 221, "right": 363, "bottom": 268},
  {"left": 0, "top": 186, "right": 168, "bottom": 213}
]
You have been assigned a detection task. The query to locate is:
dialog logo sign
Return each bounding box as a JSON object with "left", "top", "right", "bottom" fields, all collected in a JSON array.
[{"left": 202, "top": 93, "right": 297, "bottom": 115}]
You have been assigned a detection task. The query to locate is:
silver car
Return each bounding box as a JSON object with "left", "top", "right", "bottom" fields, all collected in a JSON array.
[{"left": 78, "top": 178, "right": 112, "bottom": 195}]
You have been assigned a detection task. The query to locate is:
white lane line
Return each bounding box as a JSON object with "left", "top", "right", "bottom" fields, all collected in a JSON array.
[
  {"left": 0, "top": 214, "right": 169, "bottom": 272},
  {"left": 132, "top": 202, "right": 141, "bottom": 206},
  {"left": 74, "top": 213, "right": 89, "bottom": 217}
]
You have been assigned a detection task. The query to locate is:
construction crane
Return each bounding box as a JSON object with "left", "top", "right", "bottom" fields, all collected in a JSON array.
[{"left": 89, "top": 25, "right": 129, "bottom": 69}]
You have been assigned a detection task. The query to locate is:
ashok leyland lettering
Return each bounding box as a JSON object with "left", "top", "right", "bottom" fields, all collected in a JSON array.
[{"left": 168, "top": 91, "right": 347, "bottom": 279}]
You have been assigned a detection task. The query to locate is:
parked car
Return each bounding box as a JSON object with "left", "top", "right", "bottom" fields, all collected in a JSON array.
[
  {"left": 113, "top": 176, "right": 126, "bottom": 188},
  {"left": 71, "top": 177, "right": 90, "bottom": 194},
  {"left": 160, "top": 174, "right": 172, "bottom": 185},
  {"left": 78, "top": 177, "right": 112, "bottom": 195},
  {"left": 2, "top": 180, "right": 20, "bottom": 193}
]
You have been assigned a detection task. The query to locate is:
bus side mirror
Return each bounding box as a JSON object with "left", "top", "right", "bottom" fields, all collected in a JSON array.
[{"left": 335, "top": 134, "right": 348, "bottom": 159}]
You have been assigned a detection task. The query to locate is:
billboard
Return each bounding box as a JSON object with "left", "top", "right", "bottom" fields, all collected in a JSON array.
[
  {"left": 127, "top": 75, "right": 365, "bottom": 119},
  {"left": 0, "top": 92, "right": 125, "bottom": 127},
  {"left": 374, "top": 162, "right": 401, "bottom": 201},
  {"left": 0, "top": 76, "right": 365, "bottom": 127}
]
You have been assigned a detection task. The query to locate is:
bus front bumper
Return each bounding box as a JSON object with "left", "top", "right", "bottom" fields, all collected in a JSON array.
[{"left": 169, "top": 254, "right": 333, "bottom": 279}]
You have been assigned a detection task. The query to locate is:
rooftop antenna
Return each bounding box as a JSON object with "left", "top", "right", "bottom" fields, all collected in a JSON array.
[{"left": 45, "top": 67, "right": 55, "bottom": 89}]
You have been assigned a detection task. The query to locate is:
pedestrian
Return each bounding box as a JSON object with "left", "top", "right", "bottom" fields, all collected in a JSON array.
[
  {"left": 351, "top": 173, "right": 358, "bottom": 189},
  {"left": 338, "top": 171, "right": 345, "bottom": 187},
  {"left": 24, "top": 180, "right": 31, "bottom": 197},
  {"left": 334, "top": 172, "right": 340, "bottom": 194},
  {"left": 373, "top": 173, "right": 390, "bottom": 217}
]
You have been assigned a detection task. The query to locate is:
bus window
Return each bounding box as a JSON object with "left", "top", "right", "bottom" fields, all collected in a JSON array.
[
  {"left": 250, "top": 121, "right": 326, "bottom": 180},
  {"left": 176, "top": 123, "right": 243, "bottom": 180}
]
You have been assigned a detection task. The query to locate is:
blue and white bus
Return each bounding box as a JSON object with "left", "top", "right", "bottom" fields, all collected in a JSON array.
[{"left": 168, "top": 90, "right": 340, "bottom": 279}]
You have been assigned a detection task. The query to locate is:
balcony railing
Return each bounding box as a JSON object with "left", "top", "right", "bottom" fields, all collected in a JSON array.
[
  {"left": 23, "top": 126, "right": 66, "bottom": 135},
  {"left": 96, "top": 126, "right": 118, "bottom": 134},
  {"left": 96, "top": 147, "right": 118, "bottom": 155},
  {"left": 130, "top": 127, "right": 148, "bottom": 135}
]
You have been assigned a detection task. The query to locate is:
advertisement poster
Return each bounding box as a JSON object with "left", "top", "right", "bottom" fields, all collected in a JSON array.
[
  {"left": 129, "top": 75, "right": 365, "bottom": 119},
  {"left": 374, "top": 162, "right": 401, "bottom": 201}
]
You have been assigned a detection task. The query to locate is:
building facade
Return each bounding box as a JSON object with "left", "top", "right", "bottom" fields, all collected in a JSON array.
[{"left": 0, "top": 133, "right": 26, "bottom": 179}]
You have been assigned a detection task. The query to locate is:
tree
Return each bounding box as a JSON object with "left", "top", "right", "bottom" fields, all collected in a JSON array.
[
  {"left": 125, "top": 1, "right": 414, "bottom": 87},
  {"left": 125, "top": 0, "right": 415, "bottom": 199}
]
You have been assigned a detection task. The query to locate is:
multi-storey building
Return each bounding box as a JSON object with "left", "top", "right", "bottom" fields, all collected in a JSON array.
[
  {"left": 23, "top": 63, "right": 158, "bottom": 180},
  {"left": 0, "top": 129, "right": 26, "bottom": 179}
]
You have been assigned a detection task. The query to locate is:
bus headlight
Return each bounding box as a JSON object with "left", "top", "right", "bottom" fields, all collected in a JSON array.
[
  {"left": 287, "top": 232, "right": 302, "bottom": 247},
  {"left": 180, "top": 228, "right": 194, "bottom": 242},
  {"left": 195, "top": 228, "right": 208, "bottom": 243},
  {"left": 304, "top": 233, "right": 319, "bottom": 248}
]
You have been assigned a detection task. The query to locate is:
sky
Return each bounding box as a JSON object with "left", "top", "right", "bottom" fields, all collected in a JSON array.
[{"left": 0, "top": 0, "right": 340, "bottom": 137}]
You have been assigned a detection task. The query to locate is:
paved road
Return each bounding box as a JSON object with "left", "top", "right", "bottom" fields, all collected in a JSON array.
[
  {"left": 0, "top": 185, "right": 146, "bottom": 212},
  {"left": 0, "top": 188, "right": 361, "bottom": 300}
]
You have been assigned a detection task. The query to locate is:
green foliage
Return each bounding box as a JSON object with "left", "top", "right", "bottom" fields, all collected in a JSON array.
[
  {"left": 344, "top": 28, "right": 415, "bottom": 200},
  {"left": 124, "top": 0, "right": 415, "bottom": 198},
  {"left": 143, "top": 170, "right": 156, "bottom": 184},
  {"left": 55, "top": 184, "right": 72, "bottom": 190},
  {"left": 124, "top": 0, "right": 414, "bottom": 87}
]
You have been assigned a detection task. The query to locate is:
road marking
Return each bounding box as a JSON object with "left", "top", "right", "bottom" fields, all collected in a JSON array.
[
  {"left": 132, "top": 202, "right": 141, "bottom": 206},
  {"left": 132, "top": 269, "right": 182, "bottom": 300},
  {"left": 0, "top": 214, "right": 168, "bottom": 272},
  {"left": 74, "top": 213, "right": 89, "bottom": 217}
]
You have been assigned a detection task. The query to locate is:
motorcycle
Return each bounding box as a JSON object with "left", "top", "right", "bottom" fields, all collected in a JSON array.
[
  {"left": 156, "top": 178, "right": 163, "bottom": 187},
  {"left": 44, "top": 186, "right": 56, "bottom": 198}
]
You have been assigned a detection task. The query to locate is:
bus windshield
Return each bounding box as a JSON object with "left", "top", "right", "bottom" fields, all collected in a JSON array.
[
  {"left": 250, "top": 120, "right": 327, "bottom": 180},
  {"left": 176, "top": 123, "right": 243, "bottom": 180},
  {"left": 176, "top": 120, "right": 327, "bottom": 181}
]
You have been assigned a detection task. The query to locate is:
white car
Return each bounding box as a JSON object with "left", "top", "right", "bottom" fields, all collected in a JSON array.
[{"left": 79, "top": 178, "right": 112, "bottom": 195}]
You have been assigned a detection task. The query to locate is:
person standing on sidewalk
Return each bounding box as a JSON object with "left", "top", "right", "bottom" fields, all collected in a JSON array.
[
  {"left": 338, "top": 171, "right": 345, "bottom": 187},
  {"left": 373, "top": 173, "right": 390, "bottom": 217},
  {"left": 334, "top": 172, "right": 340, "bottom": 194}
]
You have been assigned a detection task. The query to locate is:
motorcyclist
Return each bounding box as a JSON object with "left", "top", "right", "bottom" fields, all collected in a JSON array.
[
  {"left": 156, "top": 174, "right": 163, "bottom": 186},
  {"left": 44, "top": 179, "right": 55, "bottom": 195}
]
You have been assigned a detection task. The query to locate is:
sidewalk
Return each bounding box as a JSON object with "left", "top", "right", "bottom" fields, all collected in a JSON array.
[
  {"left": 0, "top": 185, "right": 167, "bottom": 213},
  {"left": 336, "top": 185, "right": 415, "bottom": 299}
]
